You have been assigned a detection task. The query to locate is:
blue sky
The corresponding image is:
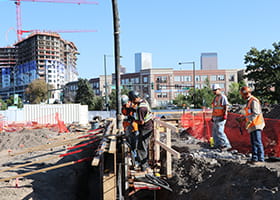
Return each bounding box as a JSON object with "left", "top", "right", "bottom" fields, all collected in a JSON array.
[{"left": 1, "top": 0, "right": 280, "bottom": 79}]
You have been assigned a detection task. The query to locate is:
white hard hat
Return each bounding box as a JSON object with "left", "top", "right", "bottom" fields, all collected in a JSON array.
[{"left": 212, "top": 84, "right": 221, "bottom": 90}]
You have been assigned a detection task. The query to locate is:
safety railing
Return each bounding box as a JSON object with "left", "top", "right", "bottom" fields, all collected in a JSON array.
[{"left": 153, "top": 118, "right": 181, "bottom": 178}]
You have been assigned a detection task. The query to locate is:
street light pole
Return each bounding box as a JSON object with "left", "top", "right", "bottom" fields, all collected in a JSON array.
[
  {"left": 178, "top": 61, "right": 196, "bottom": 108},
  {"left": 104, "top": 54, "right": 109, "bottom": 111}
]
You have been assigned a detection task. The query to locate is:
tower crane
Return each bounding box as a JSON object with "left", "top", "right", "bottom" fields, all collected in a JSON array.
[{"left": 11, "top": 0, "right": 98, "bottom": 41}]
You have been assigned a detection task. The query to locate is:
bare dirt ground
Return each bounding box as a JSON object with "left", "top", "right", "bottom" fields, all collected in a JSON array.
[
  {"left": 0, "top": 120, "right": 280, "bottom": 200},
  {"left": 157, "top": 132, "right": 280, "bottom": 200},
  {"left": 0, "top": 128, "right": 101, "bottom": 200}
]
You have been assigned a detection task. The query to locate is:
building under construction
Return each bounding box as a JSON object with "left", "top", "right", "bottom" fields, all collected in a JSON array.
[{"left": 0, "top": 32, "right": 79, "bottom": 102}]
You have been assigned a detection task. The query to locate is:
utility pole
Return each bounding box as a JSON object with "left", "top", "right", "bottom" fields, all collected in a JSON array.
[
  {"left": 178, "top": 61, "right": 196, "bottom": 108},
  {"left": 111, "top": 0, "right": 121, "bottom": 130},
  {"left": 103, "top": 55, "right": 109, "bottom": 111},
  {"left": 111, "top": 1, "right": 125, "bottom": 199}
]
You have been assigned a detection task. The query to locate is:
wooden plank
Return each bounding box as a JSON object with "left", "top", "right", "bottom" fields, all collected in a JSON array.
[
  {"left": 108, "top": 119, "right": 117, "bottom": 153},
  {"left": 154, "top": 119, "right": 178, "bottom": 132},
  {"left": 154, "top": 123, "right": 160, "bottom": 161},
  {"left": 103, "top": 173, "right": 116, "bottom": 200},
  {"left": 91, "top": 140, "right": 109, "bottom": 166},
  {"left": 166, "top": 129, "right": 172, "bottom": 178},
  {"left": 154, "top": 140, "right": 181, "bottom": 159}
]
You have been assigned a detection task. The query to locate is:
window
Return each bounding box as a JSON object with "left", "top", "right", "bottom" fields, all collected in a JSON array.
[
  {"left": 195, "top": 75, "right": 200, "bottom": 82},
  {"left": 201, "top": 75, "right": 208, "bottom": 82},
  {"left": 174, "top": 76, "right": 181, "bottom": 82},
  {"left": 217, "top": 75, "right": 225, "bottom": 81},
  {"left": 143, "top": 76, "right": 148, "bottom": 83},
  {"left": 210, "top": 75, "right": 217, "bottom": 81},
  {"left": 182, "top": 76, "right": 192, "bottom": 82},
  {"left": 229, "top": 74, "right": 235, "bottom": 81}
]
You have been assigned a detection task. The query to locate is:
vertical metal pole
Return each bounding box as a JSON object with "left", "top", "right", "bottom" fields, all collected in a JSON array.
[
  {"left": 111, "top": 0, "right": 122, "bottom": 130},
  {"left": 111, "top": 1, "right": 125, "bottom": 199},
  {"left": 104, "top": 55, "right": 109, "bottom": 111}
]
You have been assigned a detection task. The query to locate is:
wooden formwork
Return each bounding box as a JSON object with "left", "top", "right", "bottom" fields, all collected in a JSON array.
[{"left": 92, "top": 118, "right": 117, "bottom": 200}]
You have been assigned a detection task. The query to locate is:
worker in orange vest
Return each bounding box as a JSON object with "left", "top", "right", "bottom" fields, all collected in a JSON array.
[
  {"left": 121, "top": 94, "right": 139, "bottom": 166},
  {"left": 238, "top": 86, "right": 265, "bottom": 165},
  {"left": 211, "top": 84, "right": 231, "bottom": 150}
]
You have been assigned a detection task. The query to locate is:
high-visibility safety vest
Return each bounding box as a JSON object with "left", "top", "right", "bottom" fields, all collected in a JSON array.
[
  {"left": 122, "top": 107, "right": 138, "bottom": 131},
  {"left": 212, "top": 95, "right": 225, "bottom": 117},
  {"left": 136, "top": 100, "right": 153, "bottom": 123},
  {"left": 245, "top": 96, "right": 264, "bottom": 129}
]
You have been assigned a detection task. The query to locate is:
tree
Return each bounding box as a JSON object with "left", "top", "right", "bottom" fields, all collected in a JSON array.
[
  {"left": 244, "top": 42, "right": 280, "bottom": 103},
  {"left": 25, "top": 79, "right": 49, "bottom": 104},
  {"left": 173, "top": 93, "right": 189, "bottom": 108},
  {"left": 75, "top": 78, "right": 95, "bottom": 110},
  {"left": 227, "top": 81, "right": 246, "bottom": 105},
  {"left": 92, "top": 96, "right": 104, "bottom": 110},
  {"left": 108, "top": 88, "right": 129, "bottom": 110},
  {"left": 6, "top": 95, "right": 23, "bottom": 108},
  {"left": 0, "top": 99, "right": 7, "bottom": 110}
]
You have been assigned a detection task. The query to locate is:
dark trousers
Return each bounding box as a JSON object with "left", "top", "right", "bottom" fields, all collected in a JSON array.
[{"left": 137, "top": 128, "right": 153, "bottom": 170}]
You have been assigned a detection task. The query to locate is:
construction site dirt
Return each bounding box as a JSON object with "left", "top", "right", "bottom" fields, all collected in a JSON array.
[{"left": 0, "top": 118, "right": 279, "bottom": 200}]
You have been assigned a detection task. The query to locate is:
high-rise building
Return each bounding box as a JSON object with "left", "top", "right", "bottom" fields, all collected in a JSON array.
[
  {"left": 0, "top": 32, "right": 79, "bottom": 102},
  {"left": 200, "top": 52, "right": 218, "bottom": 70},
  {"left": 135, "top": 52, "right": 152, "bottom": 72},
  {"left": 0, "top": 47, "right": 16, "bottom": 90}
]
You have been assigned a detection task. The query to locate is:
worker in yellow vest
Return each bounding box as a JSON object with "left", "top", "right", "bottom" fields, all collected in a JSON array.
[
  {"left": 128, "top": 91, "right": 153, "bottom": 172},
  {"left": 211, "top": 84, "right": 232, "bottom": 150},
  {"left": 239, "top": 86, "right": 265, "bottom": 165}
]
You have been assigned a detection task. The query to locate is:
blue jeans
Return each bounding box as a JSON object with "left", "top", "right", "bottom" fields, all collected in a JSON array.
[
  {"left": 250, "top": 130, "right": 265, "bottom": 162},
  {"left": 212, "top": 118, "right": 231, "bottom": 148}
]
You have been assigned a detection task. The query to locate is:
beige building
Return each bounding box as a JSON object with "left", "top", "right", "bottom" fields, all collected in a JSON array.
[{"left": 81, "top": 67, "right": 241, "bottom": 108}]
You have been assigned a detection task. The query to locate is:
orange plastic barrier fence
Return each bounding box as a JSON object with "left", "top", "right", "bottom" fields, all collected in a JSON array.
[{"left": 181, "top": 111, "right": 280, "bottom": 157}]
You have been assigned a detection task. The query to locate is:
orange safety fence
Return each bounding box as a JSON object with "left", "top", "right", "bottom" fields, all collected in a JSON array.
[
  {"left": 181, "top": 111, "right": 280, "bottom": 158},
  {"left": 0, "top": 112, "right": 70, "bottom": 133}
]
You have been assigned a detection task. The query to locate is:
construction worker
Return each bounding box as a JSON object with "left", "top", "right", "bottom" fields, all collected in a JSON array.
[
  {"left": 121, "top": 94, "right": 139, "bottom": 166},
  {"left": 128, "top": 91, "right": 153, "bottom": 172},
  {"left": 238, "top": 86, "right": 265, "bottom": 165},
  {"left": 211, "top": 84, "right": 232, "bottom": 150}
]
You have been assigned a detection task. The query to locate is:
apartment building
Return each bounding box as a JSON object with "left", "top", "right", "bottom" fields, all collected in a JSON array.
[
  {"left": 67, "top": 67, "right": 239, "bottom": 109},
  {"left": 0, "top": 32, "right": 79, "bottom": 102},
  {"left": 0, "top": 47, "right": 17, "bottom": 97}
]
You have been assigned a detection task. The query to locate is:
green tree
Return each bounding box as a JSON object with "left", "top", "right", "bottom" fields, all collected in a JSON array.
[
  {"left": 6, "top": 95, "right": 23, "bottom": 108},
  {"left": 25, "top": 79, "right": 49, "bottom": 104},
  {"left": 244, "top": 42, "right": 280, "bottom": 103},
  {"left": 186, "top": 78, "right": 214, "bottom": 108},
  {"left": 227, "top": 81, "right": 246, "bottom": 105},
  {"left": 0, "top": 99, "right": 7, "bottom": 110},
  {"left": 92, "top": 96, "right": 104, "bottom": 110},
  {"left": 75, "top": 78, "right": 95, "bottom": 110},
  {"left": 108, "top": 88, "right": 129, "bottom": 110},
  {"left": 173, "top": 93, "right": 188, "bottom": 107}
]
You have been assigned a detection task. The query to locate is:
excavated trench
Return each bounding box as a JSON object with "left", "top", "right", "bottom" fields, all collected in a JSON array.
[{"left": 156, "top": 133, "right": 280, "bottom": 200}]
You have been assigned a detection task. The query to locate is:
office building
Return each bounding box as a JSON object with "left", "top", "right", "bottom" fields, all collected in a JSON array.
[
  {"left": 135, "top": 52, "right": 152, "bottom": 72},
  {"left": 201, "top": 52, "right": 218, "bottom": 70}
]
